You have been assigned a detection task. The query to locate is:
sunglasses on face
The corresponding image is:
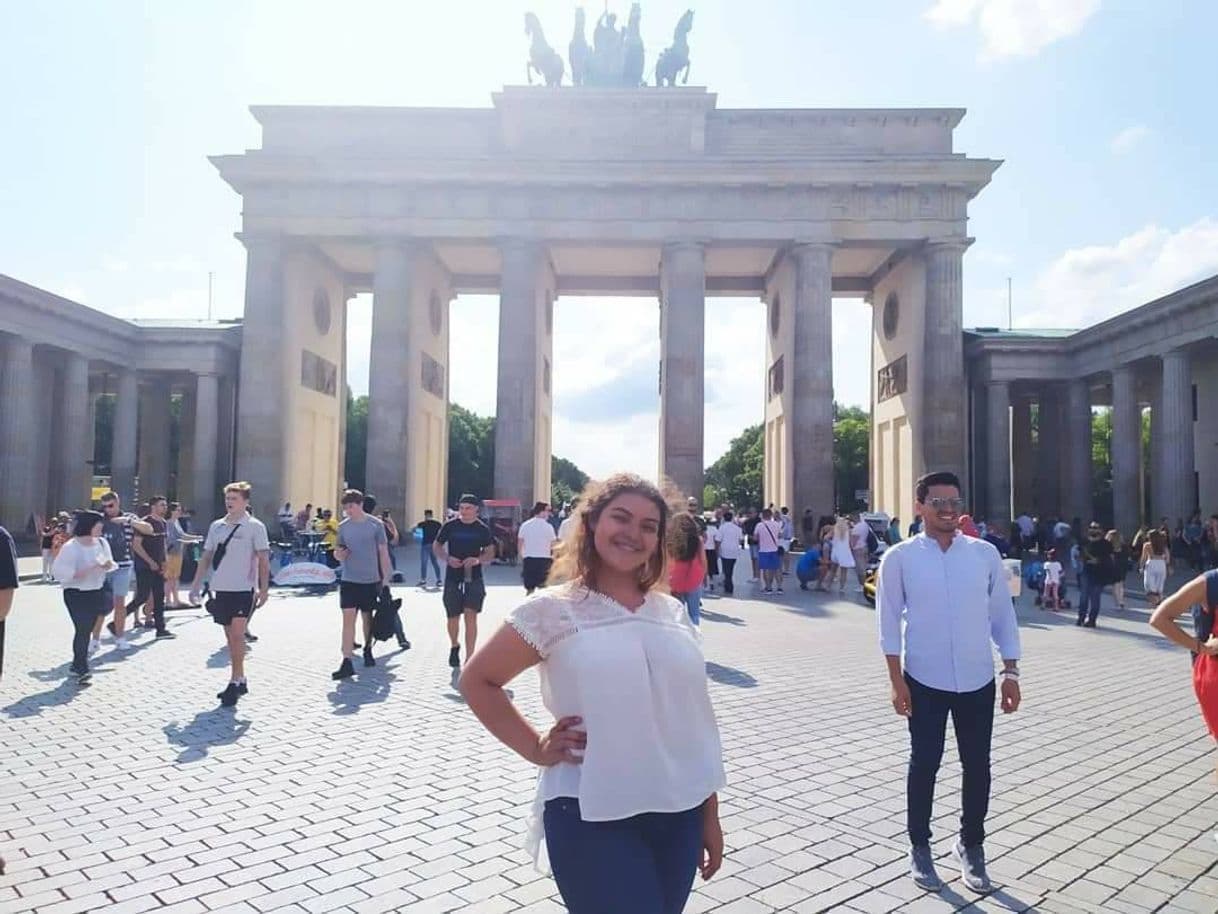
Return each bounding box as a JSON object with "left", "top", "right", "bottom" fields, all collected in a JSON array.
[{"left": 925, "top": 497, "right": 965, "bottom": 511}]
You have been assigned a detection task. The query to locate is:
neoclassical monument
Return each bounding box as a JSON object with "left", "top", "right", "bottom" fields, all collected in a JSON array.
[{"left": 208, "top": 88, "right": 999, "bottom": 523}]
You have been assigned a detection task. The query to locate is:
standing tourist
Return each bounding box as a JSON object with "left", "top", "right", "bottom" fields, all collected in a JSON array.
[
  {"left": 163, "top": 502, "right": 201, "bottom": 609},
  {"left": 713, "top": 510, "right": 743, "bottom": 595},
  {"left": 829, "top": 516, "right": 856, "bottom": 595},
  {"left": 277, "top": 502, "right": 295, "bottom": 540},
  {"left": 668, "top": 512, "right": 707, "bottom": 623},
  {"left": 39, "top": 519, "right": 55, "bottom": 583},
  {"left": 778, "top": 507, "right": 794, "bottom": 578},
  {"left": 1139, "top": 529, "right": 1171, "bottom": 608},
  {"left": 1077, "top": 521, "right": 1114, "bottom": 628},
  {"left": 887, "top": 516, "right": 903, "bottom": 546},
  {"left": 1042, "top": 549, "right": 1063, "bottom": 609},
  {"left": 877, "top": 471, "right": 1021, "bottom": 894},
  {"left": 850, "top": 513, "right": 872, "bottom": 589},
  {"left": 741, "top": 508, "right": 761, "bottom": 583},
  {"left": 294, "top": 503, "right": 313, "bottom": 534},
  {"left": 434, "top": 494, "right": 496, "bottom": 668},
  {"left": 414, "top": 509, "right": 443, "bottom": 587},
  {"left": 1106, "top": 529, "right": 1130, "bottom": 609},
  {"left": 755, "top": 508, "right": 784, "bottom": 594},
  {"left": 189, "top": 482, "right": 270, "bottom": 707},
  {"left": 518, "top": 502, "right": 557, "bottom": 595},
  {"left": 127, "top": 496, "right": 173, "bottom": 639},
  {"left": 1184, "top": 512, "right": 1205, "bottom": 571},
  {"left": 95, "top": 492, "right": 152, "bottom": 651},
  {"left": 702, "top": 518, "right": 719, "bottom": 593},
  {"left": 52, "top": 511, "right": 117, "bottom": 685},
  {"left": 331, "top": 489, "right": 392, "bottom": 680},
  {"left": 459, "top": 473, "right": 725, "bottom": 912}
]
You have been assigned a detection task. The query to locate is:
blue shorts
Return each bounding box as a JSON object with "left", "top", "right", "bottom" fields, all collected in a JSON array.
[
  {"left": 105, "top": 564, "right": 134, "bottom": 599},
  {"left": 758, "top": 551, "right": 781, "bottom": 571}
]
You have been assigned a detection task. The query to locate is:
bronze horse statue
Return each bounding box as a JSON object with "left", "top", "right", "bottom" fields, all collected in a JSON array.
[
  {"left": 621, "top": 3, "right": 645, "bottom": 87},
  {"left": 655, "top": 9, "right": 693, "bottom": 87},
  {"left": 525, "top": 11, "right": 564, "bottom": 86},
  {"left": 569, "top": 7, "right": 590, "bottom": 86}
]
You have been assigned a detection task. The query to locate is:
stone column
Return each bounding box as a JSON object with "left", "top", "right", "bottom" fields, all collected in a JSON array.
[
  {"left": 177, "top": 387, "right": 195, "bottom": 505},
  {"left": 494, "top": 240, "right": 549, "bottom": 508},
  {"left": 790, "top": 243, "right": 834, "bottom": 522},
  {"left": 366, "top": 241, "right": 415, "bottom": 519},
  {"left": 138, "top": 382, "right": 172, "bottom": 501},
  {"left": 1034, "top": 386, "right": 1062, "bottom": 517},
  {"left": 0, "top": 336, "right": 35, "bottom": 530},
  {"left": 192, "top": 373, "right": 220, "bottom": 522},
  {"left": 56, "top": 352, "right": 91, "bottom": 509},
  {"left": 1065, "top": 379, "right": 1092, "bottom": 523},
  {"left": 236, "top": 236, "right": 287, "bottom": 520},
  {"left": 985, "top": 380, "right": 1011, "bottom": 523},
  {"left": 658, "top": 242, "right": 706, "bottom": 499},
  {"left": 1110, "top": 365, "right": 1141, "bottom": 534},
  {"left": 1160, "top": 347, "right": 1195, "bottom": 525},
  {"left": 1011, "top": 397, "right": 1033, "bottom": 517},
  {"left": 922, "top": 241, "right": 968, "bottom": 478},
  {"left": 111, "top": 369, "right": 139, "bottom": 506}
]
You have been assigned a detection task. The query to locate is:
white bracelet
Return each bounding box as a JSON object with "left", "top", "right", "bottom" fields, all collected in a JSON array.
[{"left": 1000, "top": 670, "right": 1020, "bottom": 680}]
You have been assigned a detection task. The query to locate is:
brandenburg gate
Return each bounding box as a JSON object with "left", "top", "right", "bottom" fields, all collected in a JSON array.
[{"left": 212, "top": 87, "right": 999, "bottom": 523}]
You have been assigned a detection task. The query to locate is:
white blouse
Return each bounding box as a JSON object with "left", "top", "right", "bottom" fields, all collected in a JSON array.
[
  {"left": 52, "top": 538, "right": 113, "bottom": 591},
  {"left": 508, "top": 583, "right": 726, "bottom": 870}
]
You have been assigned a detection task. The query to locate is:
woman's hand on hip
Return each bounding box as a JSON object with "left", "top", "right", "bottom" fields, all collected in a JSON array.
[{"left": 532, "top": 716, "right": 586, "bottom": 766}]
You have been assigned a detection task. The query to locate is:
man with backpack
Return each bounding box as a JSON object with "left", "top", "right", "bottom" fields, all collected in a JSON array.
[{"left": 188, "top": 482, "right": 270, "bottom": 707}]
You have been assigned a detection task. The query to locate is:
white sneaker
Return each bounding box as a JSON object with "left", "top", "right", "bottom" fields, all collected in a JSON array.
[
  {"left": 88, "top": 639, "right": 101, "bottom": 656},
  {"left": 114, "top": 637, "right": 134, "bottom": 651}
]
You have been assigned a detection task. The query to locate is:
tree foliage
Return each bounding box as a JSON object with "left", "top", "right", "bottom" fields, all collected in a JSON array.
[
  {"left": 551, "top": 456, "right": 590, "bottom": 507},
  {"left": 704, "top": 424, "right": 764, "bottom": 509},
  {"left": 833, "top": 403, "right": 870, "bottom": 512},
  {"left": 344, "top": 390, "right": 368, "bottom": 491},
  {"left": 447, "top": 402, "right": 496, "bottom": 506}
]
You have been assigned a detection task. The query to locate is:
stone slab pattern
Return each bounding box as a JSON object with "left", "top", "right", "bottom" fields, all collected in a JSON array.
[{"left": 2, "top": 565, "right": 1216, "bottom": 913}]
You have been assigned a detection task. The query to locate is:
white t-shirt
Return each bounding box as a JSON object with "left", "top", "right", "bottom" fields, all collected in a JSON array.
[
  {"left": 558, "top": 515, "right": 579, "bottom": 545},
  {"left": 508, "top": 584, "right": 725, "bottom": 872},
  {"left": 1043, "top": 561, "right": 1063, "bottom": 586},
  {"left": 702, "top": 528, "right": 716, "bottom": 552},
  {"left": 518, "top": 516, "right": 557, "bottom": 559},
  {"left": 203, "top": 517, "right": 270, "bottom": 592},
  {"left": 851, "top": 521, "right": 871, "bottom": 551},
  {"left": 756, "top": 519, "right": 783, "bottom": 554},
  {"left": 1053, "top": 521, "right": 1071, "bottom": 540},
  {"left": 1015, "top": 515, "right": 1034, "bottom": 538},
  {"left": 714, "top": 522, "right": 743, "bottom": 559},
  {"left": 52, "top": 538, "right": 113, "bottom": 591}
]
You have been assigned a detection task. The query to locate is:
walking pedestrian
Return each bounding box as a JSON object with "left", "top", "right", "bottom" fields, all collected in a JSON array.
[
  {"left": 39, "top": 519, "right": 55, "bottom": 583},
  {"left": 459, "top": 473, "right": 726, "bottom": 912},
  {"left": 742, "top": 509, "right": 761, "bottom": 583},
  {"left": 52, "top": 511, "right": 117, "bottom": 685},
  {"left": 713, "top": 511, "right": 743, "bottom": 595},
  {"left": 414, "top": 509, "right": 443, "bottom": 587},
  {"left": 1139, "top": 529, "right": 1171, "bottom": 608},
  {"left": 126, "top": 496, "right": 174, "bottom": 639},
  {"left": 830, "top": 516, "right": 855, "bottom": 594},
  {"left": 331, "top": 489, "right": 392, "bottom": 679},
  {"left": 518, "top": 502, "right": 557, "bottom": 595},
  {"left": 778, "top": 506, "right": 794, "bottom": 577},
  {"left": 434, "top": 494, "right": 496, "bottom": 668},
  {"left": 1106, "top": 529, "right": 1130, "bottom": 609},
  {"left": 877, "top": 471, "right": 1021, "bottom": 894},
  {"left": 668, "top": 512, "right": 706, "bottom": 624},
  {"left": 164, "top": 502, "right": 201, "bottom": 609},
  {"left": 189, "top": 482, "right": 270, "bottom": 707},
  {"left": 1078, "top": 521, "right": 1114, "bottom": 627},
  {"left": 95, "top": 492, "right": 152, "bottom": 650},
  {"left": 702, "top": 519, "right": 718, "bottom": 592},
  {"left": 755, "top": 508, "right": 783, "bottom": 594},
  {"left": 850, "top": 513, "right": 871, "bottom": 587}
]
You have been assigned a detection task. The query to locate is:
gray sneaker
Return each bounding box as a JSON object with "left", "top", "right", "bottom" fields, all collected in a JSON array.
[
  {"left": 909, "top": 844, "right": 942, "bottom": 891},
  {"left": 953, "top": 841, "right": 992, "bottom": 893}
]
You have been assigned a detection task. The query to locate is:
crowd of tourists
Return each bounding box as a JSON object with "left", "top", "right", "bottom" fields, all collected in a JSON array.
[{"left": 2, "top": 467, "right": 1215, "bottom": 912}]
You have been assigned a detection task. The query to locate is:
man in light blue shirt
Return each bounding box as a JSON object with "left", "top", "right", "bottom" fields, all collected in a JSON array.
[{"left": 877, "top": 471, "right": 1022, "bottom": 895}]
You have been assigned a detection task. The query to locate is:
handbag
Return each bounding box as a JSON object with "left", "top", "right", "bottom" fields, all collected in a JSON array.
[{"left": 371, "top": 586, "right": 402, "bottom": 642}]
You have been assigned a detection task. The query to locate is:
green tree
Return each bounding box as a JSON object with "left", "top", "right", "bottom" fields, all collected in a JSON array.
[
  {"left": 1090, "top": 408, "right": 1112, "bottom": 526},
  {"left": 833, "top": 403, "right": 870, "bottom": 512},
  {"left": 551, "top": 455, "right": 589, "bottom": 508},
  {"left": 344, "top": 390, "right": 368, "bottom": 491},
  {"left": 704, "top": 424, "right": 764, "bottom": 509},
  {"left": 447, "top": 402, "right": 496, "bottom": 506}
]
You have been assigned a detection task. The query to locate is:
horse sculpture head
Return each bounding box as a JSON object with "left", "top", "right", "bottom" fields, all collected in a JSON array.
[
  {"left": 525, "top": 11, "right": 542, "bottom": 37},
  {"left": 675, "top": 9, "right": 694, "bottom": 39}
]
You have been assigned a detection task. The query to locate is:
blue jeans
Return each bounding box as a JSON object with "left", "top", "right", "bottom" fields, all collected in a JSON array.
[
  {"left": 543, "top": 797, "right": 703, "bottom": 914},
  {"left": 1079, "top": 571, "right": 1104, "bottom": 624},
  {"left": 419, "top": 544, "right": 441, "bottom": 582},
  {"left": 674, "top": 588, "right": 701, "bottom": 625}
]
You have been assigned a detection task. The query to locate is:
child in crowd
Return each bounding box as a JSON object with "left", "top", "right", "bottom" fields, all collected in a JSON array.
[{"left": 1043, "top": 548, "right": 1063, "bottom": 609}]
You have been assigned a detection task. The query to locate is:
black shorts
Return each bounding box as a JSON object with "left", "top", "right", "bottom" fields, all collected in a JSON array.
[
  {"left": 208, "top": 590, "right": 255, "bottom": 626},
  {"left": 443, "top": 575, "right": 486, "bottom": 618},
  {"left": 340, "top": 581, "right": 380, "bottom": 613},
  {"left": 521, "top": 557, "right": 553, "bottom": 591}
]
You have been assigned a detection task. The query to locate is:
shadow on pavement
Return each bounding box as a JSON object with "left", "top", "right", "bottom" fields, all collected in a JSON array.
[
  {"left": 706, "top": 661, "right": 758, "bottom": 688},
  {"left": 3, "top": 677, "right": 94, "bottom": 717},
  {"left": 327, "top": 670, "right": 397, "bottom": 715},
  {"left": 163, "top": 709, "right": 252, "bottom": 763},
  {"left": 699, "top": 609, "right": 746, "bottom": 626}
]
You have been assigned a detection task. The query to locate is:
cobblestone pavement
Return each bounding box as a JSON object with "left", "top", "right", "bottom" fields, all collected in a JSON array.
[{"left": 2, "top": 561, "right": 1216, "bottom": 913}]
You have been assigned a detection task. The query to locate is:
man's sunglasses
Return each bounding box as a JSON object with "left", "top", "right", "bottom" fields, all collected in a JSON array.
[{"left": 924, "top": 496, "right": 966, "bottom": 511}]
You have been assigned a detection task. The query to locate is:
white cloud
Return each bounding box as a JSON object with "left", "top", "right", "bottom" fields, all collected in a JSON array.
[
  {"left": 925, "top": 0, "right": 1101, "bottom": 60},
  {"left": 1019, "top": 217, "right": 1218, "bottom": 328},
  {"left": 1110, "top": 124, "right": 1151, "bottom": 154}
]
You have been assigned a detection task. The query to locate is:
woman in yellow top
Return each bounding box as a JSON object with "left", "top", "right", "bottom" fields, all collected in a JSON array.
[{"left": 320, "top": 510, "right": 339, "bottom": 548}]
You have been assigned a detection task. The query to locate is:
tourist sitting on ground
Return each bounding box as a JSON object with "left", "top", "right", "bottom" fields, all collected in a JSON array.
[{"left": 796, "top": 544, "right": 820, "bottom": 590}]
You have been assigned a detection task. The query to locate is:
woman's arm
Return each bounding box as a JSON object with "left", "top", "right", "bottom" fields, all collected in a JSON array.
[
  {"left": 1149, "top": 574, "right": 1217, "bottom": 654},
  {"left": 459, "top": 624, "right": 585, "bottom": 766}
]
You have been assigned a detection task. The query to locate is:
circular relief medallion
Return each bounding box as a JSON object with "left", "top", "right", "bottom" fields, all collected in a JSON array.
[
  {"left": 545, "top": 292, "right": 554, "bottom": 336},
  {"left": 312, "top": 287, "right": 332, "bottom": 335},
  {"left": 429, "top": 292, "right": 443, "bottom": 337},
  {"left": 769, "top": 295, "right": 781, "bottom": 339},
  {"left": 883, "top": 292, "right": 900, "bottom": 340}
]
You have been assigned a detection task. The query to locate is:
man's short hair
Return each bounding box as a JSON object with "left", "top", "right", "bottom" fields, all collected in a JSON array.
[
  {"left": 458, "top": 494, "right": 479, "bottom": 507},
  {"left": 362, "top": 494, "right": 378, "bottom": 513},
  {"left": 723, "top": 510, "right": 734, "bottom": 521},
  {"left": 531, "top": 501, "right": 549, "bottom": 516},
  {"left": 761, "top": 508, "right": 772, "bottom": 519},
  {"left": 341, "top": 488, "right": 365, "bottom": 505},
  {"left": 101, "top": 491, "right": 119, "bottom": 504},
  {"left": 149, "top": 495, "right": 167, "bottom": 506},
  {"left": 224, "top": 481, "right": 252, "bottom": 500},
  {"left": 915, "top": 471, "right": 962, "bottom": 503},
  {"left": 424, "top": 509, "right": 434, "bottom": 517}
]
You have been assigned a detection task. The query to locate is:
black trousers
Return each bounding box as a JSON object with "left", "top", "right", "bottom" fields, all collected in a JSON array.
[
  {"left": 906, "top": 674, "right": 995, "bottom": 848},
  {"left": 63, "top": 588, "right": 105, "bottom": 674},
  {"left": 720, "top": 558, "right": 737, "bottom": 594},
  {"left": 127, "top": 568, "right": 166, "bottom": 633}
]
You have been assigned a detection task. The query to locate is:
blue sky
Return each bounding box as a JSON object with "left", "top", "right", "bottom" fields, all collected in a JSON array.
[{"left": 3, "top": 0, "right": 1216, "bottom": 479}]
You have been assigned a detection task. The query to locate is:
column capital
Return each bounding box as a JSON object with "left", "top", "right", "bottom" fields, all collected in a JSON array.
[
  {"left": 790, "top": 240, "right": 837, "bottom": 256},
  {"left": 1161, "top": 345, "right": 1192, "bottom": 364},
  {"left": 236, "top": 232, "right": 285, "bottom": 254},
  {"left": 1, "top": 334, "right": 33, "bottom": 357},
  {"left": 924, "top": 237, "right": 973, "bottom": 256}
]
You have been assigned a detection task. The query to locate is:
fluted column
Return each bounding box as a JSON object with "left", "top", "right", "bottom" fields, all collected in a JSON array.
[
  {"left": 1065, "top": 379, "right": 1092, "bottom": 524},
  {"left": 177, "top": 387, "right": 195, "bottom": 505},
  {"left": 1011, "top": 397, "right": 1033, "bottom": 517},
  {"left": 367, "top": 241, "right": 416, "bottom": 519},
  {"left": 985, "top": 380, "right": 1011, "bottom": 524},
  {"left": 922, "top": 241, "right": 968, "bottom": 477},
  {"left": 1035, "top": 386, "right": 1062, "bottom": 517},
  {"left": 494, "top": 240, "right": 550, "bottom": 509},
  {"left": 659, "top": 242, "right": 706, "bottom": 499},
  {"left": 192, "top": 373, "right": 220, "bottom": 522},
  {"left": 1160, "top": 347, "right": 1195, "bottom": 525},
  {"left": 1111, "top": 365, "right": 1141, "bottom": 534},
  {"left": 235, "top": 236, "right": 287, "bottom": 519},
  {"left": 790, "top": 243, "right": 835, "bottom": 524},
  {"left": 111, "top": 369, "right": 139, "bottom": 506},
  {"left": 0, "top": 336, "right": 36, "bottom": 529},
  {"left": 56, "top": 353, "right": 91, "bottom": 509}
]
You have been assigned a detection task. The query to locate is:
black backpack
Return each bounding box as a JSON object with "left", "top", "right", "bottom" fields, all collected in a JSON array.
[{"left": 371, "top": 586, "right": 402, "bottom": 642}]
